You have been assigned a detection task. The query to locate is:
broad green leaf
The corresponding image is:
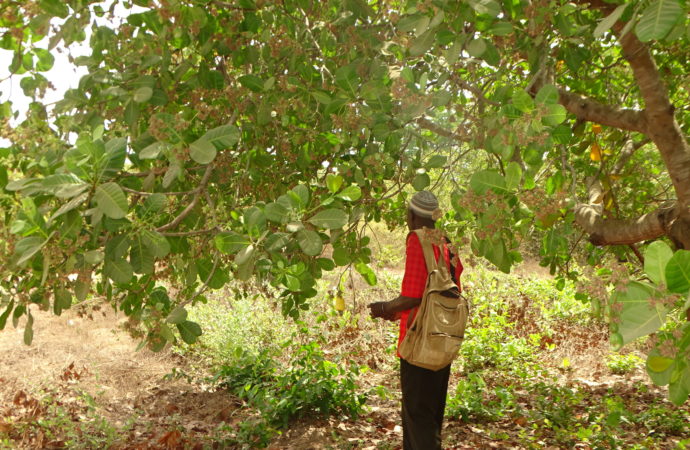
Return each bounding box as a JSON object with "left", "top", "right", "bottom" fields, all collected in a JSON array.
[
  {"left": 335, "top": 65, "right": 359, "bottom": 95},
  {"left": 669, "top": 369, "right": 690, "bottom": 405},
  {"left": 412, "top": 173, "right": 430, "bottom": 191},
  {"left": 0, "top": 301, "right": 14, "bottom": 330},
  {"left": 425, "top": 155, "right": 447, "bottom": 169},
  {"left": 189, "top": 138, "right": 216, "bottom": 164},
  {"left": 291, "top": 184, "right": 310, "bottom": 207},
  {"left": 239, "top": 74, "right": 264, "bottom": 92},
  {"left": 308, "top": 209, "right": 348, "bottom": 229},
  {"left": 614, "top": 281, "right": 666, "bottom": 345},
  {"left": 296, "top": 229, "right": 323, "bottom": 256},
  {"left": 648, "top": 355, "right": 674, "bottom": 372},
  {"left": 355, "top": 262, "right": 377, "bottom": 286},
  {"left": 104, "top": 258, "right": 134, "bottom": 284},
  {"left": 326, "top": 173, "right": 343, "bottom": 193},
  {"left": 542, "top": 103, "right": 567, "bottom": 126},
  {"left": 139, "top": 141, "right": 164, "bottom": 159},
  {"left": 470, "top": 170, "right": 506, "bottom": 194},
  {"left": 74, "top": 280, "right": 89, "bottom": 302},
  {"left": 95, "top": 182, "right": 128, "bottom": 219},
  {"left": 337, "top": 185, "right": 362, "bottom": 202},
  {"left": 143, "top": 193, "right": 166, "bottom": 213},
  {"left": 53, "top": 288, "right": 72, "bottom": 316},
  {"left": 636, "top": 0, "right": 683, "bottom": 42},
  {"left": 163, "top": 163, "right": 181, "bottom": 188},
  {"left": 466, "top": 38, "right": 487, "bottom": 57},
  {"left": 141, "top": 229, "right": 170, "bottom": 258},
  {"left": 84, "top": 250, "right": 104, "bottom": 265},
  {"left": 177, "top": 320, "right": 202, "bottom": 344},
  {"left": 130, "top": 235, "right": 154, "bottom": 274},
  {"left": 644, "top": 241, "right": 674, "bottom": 286},
  {"left": 505, "top": 162, "right": 522, "bottom": 190},
  {"left": 265, "top": 202, "right": 289, "bottom": 223},
  {"left": 409, "top": 29, "right": 435, "bottom": 56},
  {"left": 14, "top": 236, "right": 46, "bottom": 265},
  {"left": 666, "top": 250, "right": 690, "bottom": 293},
  {"left": 201, "top": 125, "right": 240, "bottom": 150},
  {"left": 468, "top": 0, "right": 501, "bottom": 16},
  {"left": 512, "top": 89, "right": 534, "bottom": 113},
  {"left": 133, "top": 86, "right": 153, "bottom": 103},
  {"left": 535, "top": 84, "right": 559, "bottom": 104},
  {"left": 166, "top": 306, "right": 188, "bottom": 324},
  {"left": 311, "top": 91, "right": 332, "bottom": 104},
  {"left": 214, "top": 232, "right": 250, "bottom": 254},
  {"left": 594, "top": 4, "right": 629, "bottom": 38}
]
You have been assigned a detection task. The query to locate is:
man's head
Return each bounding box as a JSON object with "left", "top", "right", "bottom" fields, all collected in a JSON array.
[{"left": 406, "top": 190, "right": 440, "bottom": 230}]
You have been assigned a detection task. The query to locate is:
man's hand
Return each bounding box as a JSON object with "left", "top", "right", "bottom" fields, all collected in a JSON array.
[{"left": 368, "top": 301, "right": 397, "bottom": 321}]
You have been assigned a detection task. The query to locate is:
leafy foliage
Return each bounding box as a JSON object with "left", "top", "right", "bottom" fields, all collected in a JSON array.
[{"left": 1, "top": 0, "right": 689, "bottom": 404}]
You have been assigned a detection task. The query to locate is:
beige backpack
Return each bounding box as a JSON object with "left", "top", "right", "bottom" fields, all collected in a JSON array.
[{"left": 398, "top": 229, "right": 469, "bottom": 371}]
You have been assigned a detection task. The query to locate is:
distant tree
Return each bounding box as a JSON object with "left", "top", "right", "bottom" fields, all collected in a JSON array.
[{"left": 1, "top": 0, "right": 688, "bottom": 403}]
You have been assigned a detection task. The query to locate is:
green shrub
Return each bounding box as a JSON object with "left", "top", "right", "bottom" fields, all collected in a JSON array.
[
  {"left": 606, "top": 352, "right": 643, "bottom": 375},
  {"left": 215, "top": 339, "right": 368, "bottom": 430}
]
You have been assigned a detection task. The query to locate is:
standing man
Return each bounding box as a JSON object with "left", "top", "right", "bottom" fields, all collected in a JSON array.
[{"left": 369, "top": 190, "right": 463, "bottom": 450}]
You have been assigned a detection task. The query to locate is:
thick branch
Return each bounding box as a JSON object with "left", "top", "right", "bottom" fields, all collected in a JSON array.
[
  {"left": 558, "top": 90, "right": 648, "bottom": 134},
  {"left": 574, "top": 204, "right": 666, "bottom": 246}
]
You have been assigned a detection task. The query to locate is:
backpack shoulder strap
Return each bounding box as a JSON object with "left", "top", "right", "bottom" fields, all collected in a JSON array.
[{"left": 412, "top": 229, "right": 439, "bottom": 271}]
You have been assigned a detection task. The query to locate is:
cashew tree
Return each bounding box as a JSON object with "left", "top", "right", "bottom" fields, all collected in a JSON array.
[{"left": 1, "top": 0, "right": 689, "bottom": 403}]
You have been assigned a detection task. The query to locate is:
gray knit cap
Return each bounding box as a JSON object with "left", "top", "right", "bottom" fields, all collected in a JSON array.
[{"left": 408, "top": 190, "right": 440, "bottom": 219}]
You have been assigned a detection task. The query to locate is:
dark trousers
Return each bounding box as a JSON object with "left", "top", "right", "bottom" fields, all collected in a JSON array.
[{"left": 400, "top": 358, "right": 451, "bottom": 450}]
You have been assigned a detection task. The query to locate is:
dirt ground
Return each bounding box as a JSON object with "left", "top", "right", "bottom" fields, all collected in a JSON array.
[{"left": 0, "top": 298, "right": 686, "bottom": 449}]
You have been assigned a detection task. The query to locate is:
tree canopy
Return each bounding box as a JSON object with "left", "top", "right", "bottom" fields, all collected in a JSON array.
[{"left": 1, "top": 0, "right": 689, "bottom": 403}]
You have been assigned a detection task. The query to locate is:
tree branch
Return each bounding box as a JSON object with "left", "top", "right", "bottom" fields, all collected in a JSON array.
[
  {"left": 558, "top": 90, "right": 648, "bottom": 134},
  {"left": 416, "top": 118, "right": 472, "bottom": 143},
  {"left": 156, "top": 164, "right": 214, "bottom": 232}
]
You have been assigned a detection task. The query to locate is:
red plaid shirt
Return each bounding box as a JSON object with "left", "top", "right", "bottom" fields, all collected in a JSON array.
[{"left": 397, "top": 232, "right": 463, "bottom": 351}]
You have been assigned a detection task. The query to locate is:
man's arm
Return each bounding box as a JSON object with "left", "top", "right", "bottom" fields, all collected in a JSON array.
[{"left": 368, "top": 295, "right": 421, "bottom": 321}]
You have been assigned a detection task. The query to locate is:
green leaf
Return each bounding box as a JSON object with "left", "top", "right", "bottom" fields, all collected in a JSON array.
[
  {"left": 177, "top": 320, "right": 202, "bottom": 344},
  {"left": 239, "top": 74, "right": 264, "bottom": 92},
  {"left": 636, "top": 0, "right": 683, "bottom": 42},
  {"left": 466, "top": 38, "right": 487, "bottom": 57},
  {"left": 337, "top": 185, "right": 362, "bottom": 202},
  {"left": 34, "top": 48, "right": 55, "bottom": 72},
  {"left": 104, "top": 258, "right": 134, "bottom": 284},
  {"left": 512, "top": 89, "right": 534, "bottom": 113},
  {"left": 141, "top": 229, "right": 170, "bottom": 257},
  {"left": 53, "top": 288, "right": 72, "bottom": 316},
  {"left": 666, "top": 250, "right": 690, "bottom": 293},
  {"left": 133, "top": 86, "right": 153, "bottom": 103},
  {"left": 505, "top": 162, "right": 522, "bottom": 190},
  {"left": 542, "top": 104, "right": 567, "bottom": 126},
  {"left": 139, "top": 141, "right": 164, "bottom": 159},
  {"left": 594, "top": 4, "right": 629, "bottom": 38},
  {"left": 535, "top": 84, "right": 559, "bottom": 104},
  {"left": 265, "top": 202, "right": 289, "bottom": 223},
  {"left": 335, "top": 65, "right": 359, "bottom": 95},
  {"left": 95, "top": 182, "right": 128, "bottom": 219},
  {"left": 326, "top": 174, "right": 343, "bottom": 193},
  {"left": 189, "top": 138, "right": 217, "bottom": 164},
  {"left": 614, "top": 281, "right": 667, "bottom": 345},
  {"left": 311, "top": 91, "right": 332, "bottom": 104},
  {"left": 130, "top": 234, "right": 154, "bottom": 274},
  {"left": 308, "top": 209, "right": 348, "bottom": 229},
  {"left": 166, "top": 306, "right": 188, "bottom": 324},
  {"left": 215, "top": 232, "right": 250, "bottom": 254},
  {"left": 0, "top": 301, "right": 14, "bottom": 330},
  {"left": 14, "top": 236, "right": 46, "bottom": 265},
  {"left": 84, "top": 250, "right": 104, "bottom": 265},
  {"left": 425, "top": 155, "right": 447, "bottom": 169},
  {"left": 74, "top": 280, "right": 89, "bottom": 302},
  {"left": 409, "top": 29, "right": 435, "bottom": 56},
  {"left": 648, "top": 355, "right": 674, "bottom": 372},
  {"left": 201, "top": 125, "right": 240, "bottom": 150},
  {"left": 291, "top": 184, "right": 310, "bottom": 207},
  {"left": 355, "top": 262, "right": 377, "bottom": 286},
  {"left": 470, "top": 170, "right": 507, "bottom": 194},
  {"left": 644, "top": 241, "right": 674, "bottom": 286},
  {"left": 468, "top": 0, "right": 501, "bottom": 16},
  {"left": 143, "top": 193, "right": 166, "bottom": 213},
  {"left": 296, "top": 229, "right": 323, "bottom": 256},
  {"left": 412, "top": 173, "right": 430, "bottom": 191},
  {"left": 24, "top": 313, "right": 33, "bottom": 346}
]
